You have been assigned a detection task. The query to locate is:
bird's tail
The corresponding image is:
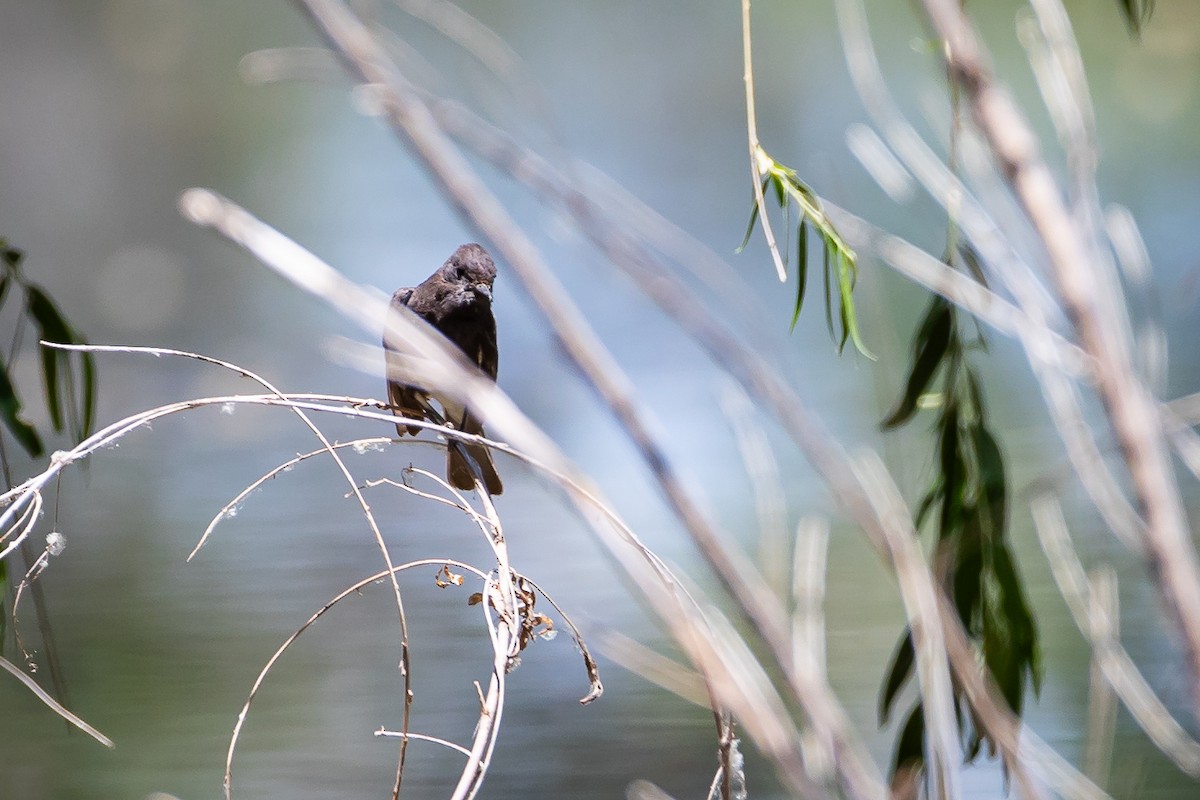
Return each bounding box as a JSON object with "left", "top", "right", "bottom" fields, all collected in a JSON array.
[{"left": 447, "top": 413, "right": 503, "bottom": 494}]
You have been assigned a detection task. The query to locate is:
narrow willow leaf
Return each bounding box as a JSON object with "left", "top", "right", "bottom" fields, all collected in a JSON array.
[
  {"left": 1117, "top": 0, "right": 1154, "bottom": 34},
  {"left": 1, "top": 243, "right": 22, "bottom": 270},
  {"left": 771, "top": 172, "right": 788, "bottom": 206},
  {"left": 27, "top": 285, "right": 93, "bottom": 439},
  {"left": 981, "top": 569, "right": 1024, "bottom": 714},
  {"left": 735, "top": 177, "right": 772, "bottom": 253},
  {"left": 937, "top": 401, "right": 964, "bottom": 533},
  {"left": 993, "top": 543, "right": 1042, "bottom": 693},
  {"left": 882, "top": 298, "right": 953, "bottom": 429},
  {"left": 790, "top": 220, "right": 809, "bottom": 331},
  {"left": 837, "top": 272, "right": 851, "bottom": 354},
  {"left": 914, "top": 486, "right": 942, "bottom": 532},
  {"left": 965, "top": 368, "right": 987, "bottom": 424},
  {"left": 0, "top": 351, "right": 43, "bottom": 457},
  {"left": 953, "top": 528, "right": 983, "bottom": 631},
  {"left": 80, "top": 351, "right": 96, "bottom": 439},
  {"left": 879, "top": 629, "right": 915, "bottom": 724},
  {"left": 891, "top": 703, "right": 926, "bottom": 777},
  {"left": 957, "top": 241, "right": 988, "bottom": 289},
  {"left": 40, "top": 344, "right": 61, "bottom": 432},
  {"left": 834, "top": 250, "right": 874, "bottom": 358},
  {"left": 971, "top": 421, "right": 1007, "bottom": 538},
  {"left": 822, "top": 239, "right": 835, "bottom": 341},
  {"left": 28, "top": 287, "right": 75, "bottom": 432}
]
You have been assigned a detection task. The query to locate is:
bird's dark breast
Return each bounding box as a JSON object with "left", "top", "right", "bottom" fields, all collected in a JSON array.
[{"left": 432, "top": 300, "right": 495, "bottom": 364}]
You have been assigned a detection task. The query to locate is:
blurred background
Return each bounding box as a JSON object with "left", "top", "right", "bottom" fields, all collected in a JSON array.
[{"left": 0, "top": 1, "right": 1198, "bottom": 797}]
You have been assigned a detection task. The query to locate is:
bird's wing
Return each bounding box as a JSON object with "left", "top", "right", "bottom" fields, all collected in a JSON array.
[
  {"left": 385, "top": 287, "right": 426, "bottom": 435},
  {"left": 476, "top": 316, "right": 499, "bottom": 380}
]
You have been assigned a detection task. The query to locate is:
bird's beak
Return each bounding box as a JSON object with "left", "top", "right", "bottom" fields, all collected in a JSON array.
[{"left": 473, "top": 283, "right": 493, "bottom": 302}]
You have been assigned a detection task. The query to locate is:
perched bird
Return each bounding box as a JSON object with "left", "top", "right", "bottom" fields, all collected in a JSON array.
[{"left": 385, "top": 243, "right": 503, "bottom": 494}]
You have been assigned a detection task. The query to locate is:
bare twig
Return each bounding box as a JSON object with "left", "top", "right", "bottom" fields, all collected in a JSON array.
[
  {"left": 39, "top": 342, "right": 417, "bottom": 799},
  {"left": 373, "top": 729, "right": 473, "bottom": 758},
  {"left": 223, "top": 558, "right": 488, "bottom": 796},
  {"left": 0, "top": 652, "right": 112, "bottom": 747},
  {"left": 191, "top": 437, "right": 392, "bottom": 561},
  {"left": 740, "top": 0, "right": 787, "bottom": 281}
]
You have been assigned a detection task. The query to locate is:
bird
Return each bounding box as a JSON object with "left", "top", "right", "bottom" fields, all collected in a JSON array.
[{"left": 385, "top": 243, "right": 503, "bottom": 494}]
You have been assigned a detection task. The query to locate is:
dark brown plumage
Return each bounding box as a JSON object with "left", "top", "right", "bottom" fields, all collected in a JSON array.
[{"left": 385, "top": 243, "right": 503, "bottom": 494}]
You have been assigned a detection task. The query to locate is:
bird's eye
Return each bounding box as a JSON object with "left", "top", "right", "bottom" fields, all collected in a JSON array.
[{"left": 455, "top": 267, "right": 466, "bottom": 279}]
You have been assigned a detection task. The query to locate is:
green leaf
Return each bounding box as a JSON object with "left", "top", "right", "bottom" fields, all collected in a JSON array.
[
  {"left": 937, "top": 401, "right": 964, "bottom": 535},
  {"left": 914, "top": 486, "right": 941, "bottom": 532},
  {"left": 992, "top": 542, "right": 1042, "bottom": 696},
  {"left": 0, "top": 350, "right": 43, "bottom": 458},
  {"left": 953, "top": 527, "right": 983, "bottom": 632},
  {"left": 790, "top": 220, "right": 809, "bottom": 332},
  {"left": 890, "top": 703, "right": 926, "bottom": 777},
  {"left": 836, "top": 263, "right": 851, "bottom": 354},
  {"left": 982, "top": 571, "right": 1023, "bottom": 714},
  {"left": 80, "top": 350, "right": 96, "bottom": 440},
  {"left": 736, "top": 177, "right": 772, "bottom": 254},
  {"left": 771, "top": 172, "right": 788, "bottom": 207},
  {"left": 971, "top": 420, "right": 1007, "bottom": 538},
  {"left": 836, "top": 250, "right": 875, "bottom": 359},
  {"left": 957, "top": 241, "right": 988, "bottom": 288},
  {"left": 26, "top": 285, "right": 94, "bottom": 439},
  {"left": 879, "top": 629, "right": 915, "bottom": 724},
  {"left": 27, "top": 287, "right": 73, "bottom": 432},
  {"left": 1117, "top": 0, "right": 1154, "bottom": 35},
  {"left": 882, "top": 297, "right": 953, "bottom": 429},
  {"left": 822, "top": 239, "right": 835, "bottom": 341},
  {"left": 2, "top": 243, "right": 23, "bottom": 270}
]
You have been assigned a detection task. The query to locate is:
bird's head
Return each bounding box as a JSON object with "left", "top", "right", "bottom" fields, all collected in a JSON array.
[{"left": 441, "top": 243, "right": 497, "bottom": 303}]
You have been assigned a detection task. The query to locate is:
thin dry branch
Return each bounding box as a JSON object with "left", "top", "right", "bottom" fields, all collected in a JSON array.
[
  {"left": 192, "top": 437, "right": 392, "bottom": 561},
  {"left": 39, "top": 342, "right": 418, "bottom": 799},
  {"left": 740, "top": 0, "right": 787, "bottom": 282},
  {"left": 0, "top": 652, "right": 112, "bottom": 747},
  {"left": 223, "top": 557, "right": 489, "bottom": 797}
]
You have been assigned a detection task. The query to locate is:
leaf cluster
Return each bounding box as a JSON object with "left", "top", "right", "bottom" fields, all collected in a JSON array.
[
  {"left": 739, "top": 153, "right": 873, "bottom": 358},
  {"left": 878, "top": 282, "right": 1041, "bottom": 776},
  {"left": 0, "top": 240, "right": 96, "bottom": 459}
]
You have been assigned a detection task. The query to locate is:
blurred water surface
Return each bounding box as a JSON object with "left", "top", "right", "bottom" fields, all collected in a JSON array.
[{"left": 0, "top": 1, "right": 1199, "bottom": 798}]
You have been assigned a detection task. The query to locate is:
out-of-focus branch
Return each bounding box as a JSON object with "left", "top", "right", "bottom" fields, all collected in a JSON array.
[
  {"left": 916, "top": 0, "right": 1200, "bottom": 705},
  {"left": 1033, "top": 495, "right": 1200, "bottom": 777},
  {"left": 0, "top": 651, "right": 111, "bottom": 748}
]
